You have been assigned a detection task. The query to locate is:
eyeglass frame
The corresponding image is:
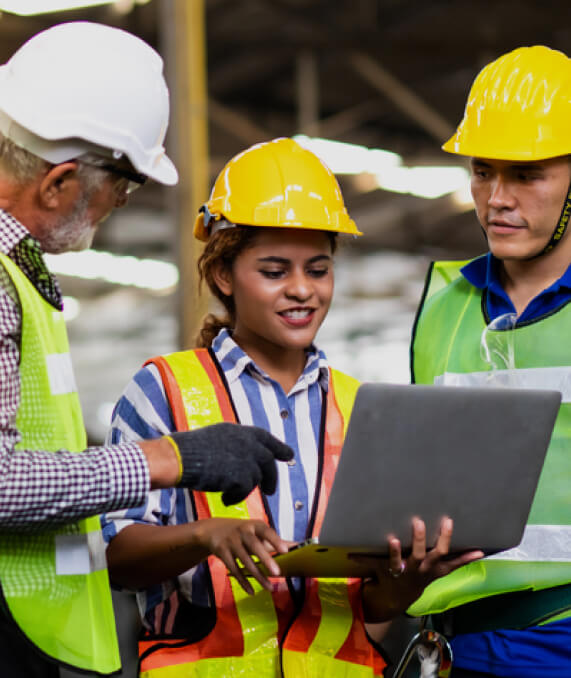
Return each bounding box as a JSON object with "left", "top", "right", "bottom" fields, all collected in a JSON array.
[{"left": 77, "top": 157, "right": 148, "bottom": 194}]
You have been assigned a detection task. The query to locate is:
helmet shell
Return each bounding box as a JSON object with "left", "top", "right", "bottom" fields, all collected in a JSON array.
[
  {"left": 0, "top": 21, "right": 177, "bottom": 185},
  {"left": 443, "top": 45, "right": 571, "bottom": 161},
  {"left": 194, "top": 137, "right": 361, "bottom": 241}
]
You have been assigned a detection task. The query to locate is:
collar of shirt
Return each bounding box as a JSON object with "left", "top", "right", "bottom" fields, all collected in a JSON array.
[
  {"left": 212, "top": 327, "right": 330, "bottom": 395},
  {"left": 461, "top": 252, "right": 571, "bottom": 323},
  {"left": 0, "top": 209, "right": 63, "bottom": 310}
]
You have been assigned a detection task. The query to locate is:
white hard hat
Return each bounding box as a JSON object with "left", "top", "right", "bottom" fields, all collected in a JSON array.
[{"left": 0, "top": 21, "right": 178, "bottom": 185}]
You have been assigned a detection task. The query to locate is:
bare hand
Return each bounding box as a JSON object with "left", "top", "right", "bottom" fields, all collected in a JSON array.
[
  {"left": 201, "top": 518, "right": 289, "bottom": 595},
  {"left": 359, "top": 517, "right": 483, "bottom": 622}
]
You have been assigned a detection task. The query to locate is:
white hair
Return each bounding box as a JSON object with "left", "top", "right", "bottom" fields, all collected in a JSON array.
[{"left": 0, "top": 132, "right": 107, "bottom": 196}]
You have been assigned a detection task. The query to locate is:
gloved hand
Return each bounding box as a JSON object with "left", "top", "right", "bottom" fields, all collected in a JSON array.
[{"left": 168, "top": 423, "right": 294, "bottom": 505}]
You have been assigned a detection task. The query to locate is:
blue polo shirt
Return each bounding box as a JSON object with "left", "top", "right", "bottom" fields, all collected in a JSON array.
[
  {"left": 462, "top": 252, "right": 571, "bottom": 323},
  {"left": 447, "top": 253, "right": 571, "bottom": 677}
]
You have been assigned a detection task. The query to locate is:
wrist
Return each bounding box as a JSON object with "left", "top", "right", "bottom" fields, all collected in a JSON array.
[
  {"left": 140, "top": 438, "right": 181, "bottom": 489},
  {"left": 361, "top": 579, "right": 407, "bottom": 623},
  {"left": 164, "top": 435, "right": 183, "bottom": 484}
]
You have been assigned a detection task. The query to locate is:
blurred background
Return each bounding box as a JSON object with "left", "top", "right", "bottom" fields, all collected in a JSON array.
[
  {"left": 1, "top": 3, "right": 569, "bottom": 674},
  {"left": 0, "top": 0, "right": 568, "bottom": 445}
]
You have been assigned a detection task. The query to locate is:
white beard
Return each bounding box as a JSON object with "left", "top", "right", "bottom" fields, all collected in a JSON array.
[{"left": 41, "top": 194, "right": 97, "bottom": 254}]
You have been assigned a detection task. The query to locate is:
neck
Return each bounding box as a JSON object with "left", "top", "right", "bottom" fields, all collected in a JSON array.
[
  {"left": 232, "top": 334, "right": 307, "bottom": 393},
  {"left": 499, "top": 242, "right": 571, "bottom": 316},
  {"left": 0, "top": 176, "right": 41, "bottom": 232}
]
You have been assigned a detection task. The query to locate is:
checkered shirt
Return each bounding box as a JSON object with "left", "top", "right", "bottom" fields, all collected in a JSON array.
[{"left": 0, "top": 209, "right": 149, "bottom": 530}]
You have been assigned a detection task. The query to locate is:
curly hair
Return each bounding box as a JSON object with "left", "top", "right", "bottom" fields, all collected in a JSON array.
[{"left": 195, "top": 226, "right": 337, "bottom": 348}]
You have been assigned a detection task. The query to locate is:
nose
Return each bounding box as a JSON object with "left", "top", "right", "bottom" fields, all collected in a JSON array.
[
  {"left": 488, "top": 175, "right": 516, "bottom": 210},
  {"left": 285, "top": 270, "right": 313, "bottom": 301}
]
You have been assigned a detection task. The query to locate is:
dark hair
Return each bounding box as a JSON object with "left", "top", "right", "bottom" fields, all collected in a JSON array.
[{"left": 195, "top": 226, "right": 337, "bottom": 348}]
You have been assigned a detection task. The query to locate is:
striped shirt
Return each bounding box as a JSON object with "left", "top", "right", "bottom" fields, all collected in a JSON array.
[
  {"left": 0, "top": 209, "right": 149, "bottom": 529},
  {"left": 101, "top": 328, "right": 330, "bottom": 632}
]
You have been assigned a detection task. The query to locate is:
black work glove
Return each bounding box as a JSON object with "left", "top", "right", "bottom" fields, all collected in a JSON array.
[{"left": 169, "top": 423, "right": 294, "bottom": 505}]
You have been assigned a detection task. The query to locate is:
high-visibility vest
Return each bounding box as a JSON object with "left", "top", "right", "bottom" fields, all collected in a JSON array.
[
  {"left": 139, "top": 348, "right": 386, "bottom": 678},
  {"left": 408, "top": 259, "right": 571, "bottom": 618},
  {"left": 0, "top": 253, "right": 120, "bottom": 674}
]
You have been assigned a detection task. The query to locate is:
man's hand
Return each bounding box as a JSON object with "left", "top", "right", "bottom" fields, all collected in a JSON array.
[{"left": 170, "top": 424, "right": 294, "bottom": 505}]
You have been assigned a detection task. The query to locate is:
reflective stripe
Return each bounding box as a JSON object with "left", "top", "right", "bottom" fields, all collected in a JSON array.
[
  {"left": 309, "top": 580, "right": 352, "bottom": 656},
  {"left": 409, "top": 259, "right": 571, "bottom": 616},
  {"left": 55, "top": 531, "right": 107, "bottom": 575},
  {"left": 487, "top": 524, "right": 571, "bottom": 562},
  {"left": 46, "top": 352, "right": 77, "bottom": 395},
  {"left": 141, "top": 352, "right": 383, "bottom": 677},
  {"left": 0, "top": 253, "right": 119, "bottom": 673},
  {"left": 435, "top": 366, "right": 571, "bottom": 402}
]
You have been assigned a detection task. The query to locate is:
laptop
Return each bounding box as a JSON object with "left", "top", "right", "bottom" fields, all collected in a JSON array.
[{"left": 257, "top": 382, "right": 561, "bottom": 578}]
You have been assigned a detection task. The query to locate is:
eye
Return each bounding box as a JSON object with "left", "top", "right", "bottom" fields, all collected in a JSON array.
[
  {"left": 472, "top": 167, "right": 489, "bottom": 180},
  {"left": 516, "top": 171, "right": 540, "bottom": 183},
  {"left": 260, "top": 269, "right": 285, "bottom": 279},
  {"left": 307, "top": 266, "right": 329, "bottom": 278}
]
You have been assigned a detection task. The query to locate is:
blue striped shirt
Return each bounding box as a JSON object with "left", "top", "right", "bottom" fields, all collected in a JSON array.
[{"left": 101, "top": 329, "right": 330, "bottom": 631}]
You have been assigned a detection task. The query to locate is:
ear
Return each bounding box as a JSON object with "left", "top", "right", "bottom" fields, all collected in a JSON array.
[
  {"left": 38, "top": 162, "right": 80, "bottom": 210},
  {"left": 212, "top": 259, "right": 233, "bottom": 297}
]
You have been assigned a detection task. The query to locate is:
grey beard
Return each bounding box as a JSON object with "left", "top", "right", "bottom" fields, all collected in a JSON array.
[{"left": 41, "top": 194, "right": 96, "bottom": 254}]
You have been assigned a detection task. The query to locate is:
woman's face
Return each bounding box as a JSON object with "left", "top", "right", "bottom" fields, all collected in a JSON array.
[{"left": 214, "top": 227, "right": 334, "bottom": 362}]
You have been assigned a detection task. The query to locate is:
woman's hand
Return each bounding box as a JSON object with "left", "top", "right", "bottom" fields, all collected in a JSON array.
[
  {"left": 199, "top": 517, "right": 289, "bottom": 595},
  {"left": 359, "top": 517, "right": 483, "bottom": 622}
]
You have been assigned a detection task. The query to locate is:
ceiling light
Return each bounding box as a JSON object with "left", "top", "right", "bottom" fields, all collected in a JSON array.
[
  {"left": 375, "top": 166, "right": 470, "bottom": 200},
  {"left": 0, "top": 0, "right": 149, "bottom": 15},
  {"left": 294, "top": 134, "right": 470, "bottom": 200},
  {"left": 62, "top": 296, "right": 81, "bottom": 321},
  {"left": 45, "top": 250, "right": 179, "bottom": 291},
  {"left": 294, "top": 135, "right": 400, "bottom": 175}
]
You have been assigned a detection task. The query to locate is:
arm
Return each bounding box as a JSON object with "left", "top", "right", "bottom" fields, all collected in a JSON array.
[
  {"left": 103, "top": 366, "right": 289, "bottom": 595},
  {"left": 0, "top": 281, "right": 290, "bottom": 529},
  {"left": 107, "top": 518, "right": 288, "bottom": 595},
  {"left": 0, "top": 286, "right": 152, "bottom": 528}
]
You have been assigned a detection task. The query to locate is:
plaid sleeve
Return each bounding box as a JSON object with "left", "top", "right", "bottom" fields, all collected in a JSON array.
[
  {"left": 0, "top": 443, "right": 150, "bottom": 530},
  {"left": 0, "top": 283, "right": 150, "bottom": 530}
]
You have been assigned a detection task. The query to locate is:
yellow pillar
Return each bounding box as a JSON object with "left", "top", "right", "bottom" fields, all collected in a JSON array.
[{"left": 163, "top": 0, "right": 210, "bottom": 349}]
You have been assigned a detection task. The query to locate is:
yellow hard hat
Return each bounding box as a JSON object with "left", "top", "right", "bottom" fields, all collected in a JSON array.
[
  {"left": 194, "top": 137, "right": 361, "bottom": 241},
  {"left": 443, "top": 45, "right": 571, "bottom": 161}
]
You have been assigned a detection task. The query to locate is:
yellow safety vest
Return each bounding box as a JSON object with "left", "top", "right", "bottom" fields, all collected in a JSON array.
[
  {"left": 408, "top": 260, "right": 571, "bottom": 620},
  {"left": 138, "top": 348, "right": 386, "bottom": 677},
  {"left": 0, "top": 253, "right": 120, "bottom": 674}
]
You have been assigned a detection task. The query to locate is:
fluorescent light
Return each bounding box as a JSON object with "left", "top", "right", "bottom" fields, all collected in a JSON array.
[
  {"left": 0, "top": 0, "right": 113, "bottom": 13},
  {"left": 45, "top": 250, "right": 179, "bottom": 291},
  {"left": 293, "top": 135, "right": 470, "bottom": 200},
  {"left": 451, "top": 182, "right": 475, "bottom": 209},
  {"left": 375, "top": 166, "right": 470, "bottom": 199},
  {"left": 0, "top": 0, "right": 149, "bottom": 14},
  {"left": 62, "top": 296, "right": 81, "bottom": 321},
  {"left": 294, "top": 135, "right": 400, "bottom": 175}
]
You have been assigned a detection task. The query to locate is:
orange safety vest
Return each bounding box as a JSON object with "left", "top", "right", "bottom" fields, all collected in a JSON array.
[{"left": 138, "top": 348, "right": 386, "bottom": 677}]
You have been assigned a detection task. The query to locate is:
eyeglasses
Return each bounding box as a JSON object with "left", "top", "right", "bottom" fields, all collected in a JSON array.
[
  {"left": 480, "top": 312, "right": 517, "bottom": 373},
  {"left": 79, "top": 159, "right": 147, "bottom": 195}
]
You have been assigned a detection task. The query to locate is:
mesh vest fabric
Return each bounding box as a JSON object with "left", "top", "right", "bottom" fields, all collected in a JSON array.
[
  {"left": 0, "top": 253, "right": 120, "bottom": 674},
  {"left": 408, "top": 260, "right": 571, "bottom": 618}
]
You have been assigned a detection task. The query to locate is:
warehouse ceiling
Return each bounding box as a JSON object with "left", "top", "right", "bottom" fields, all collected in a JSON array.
[{"left": 1, "top": 0, "right": 569, "bottom": 257}]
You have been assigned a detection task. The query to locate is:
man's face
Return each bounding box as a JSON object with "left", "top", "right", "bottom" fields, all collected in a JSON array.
[
  {"left": 40, "top": 173, "right": 128, "bottom": 254},
  {"left": 470, "top": 156, "right": 571, "bottom": 261}
]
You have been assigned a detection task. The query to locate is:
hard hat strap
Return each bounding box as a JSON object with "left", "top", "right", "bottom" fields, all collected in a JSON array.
[{"left": 530, "top": 181, "right": 571, "bottom": 259}]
